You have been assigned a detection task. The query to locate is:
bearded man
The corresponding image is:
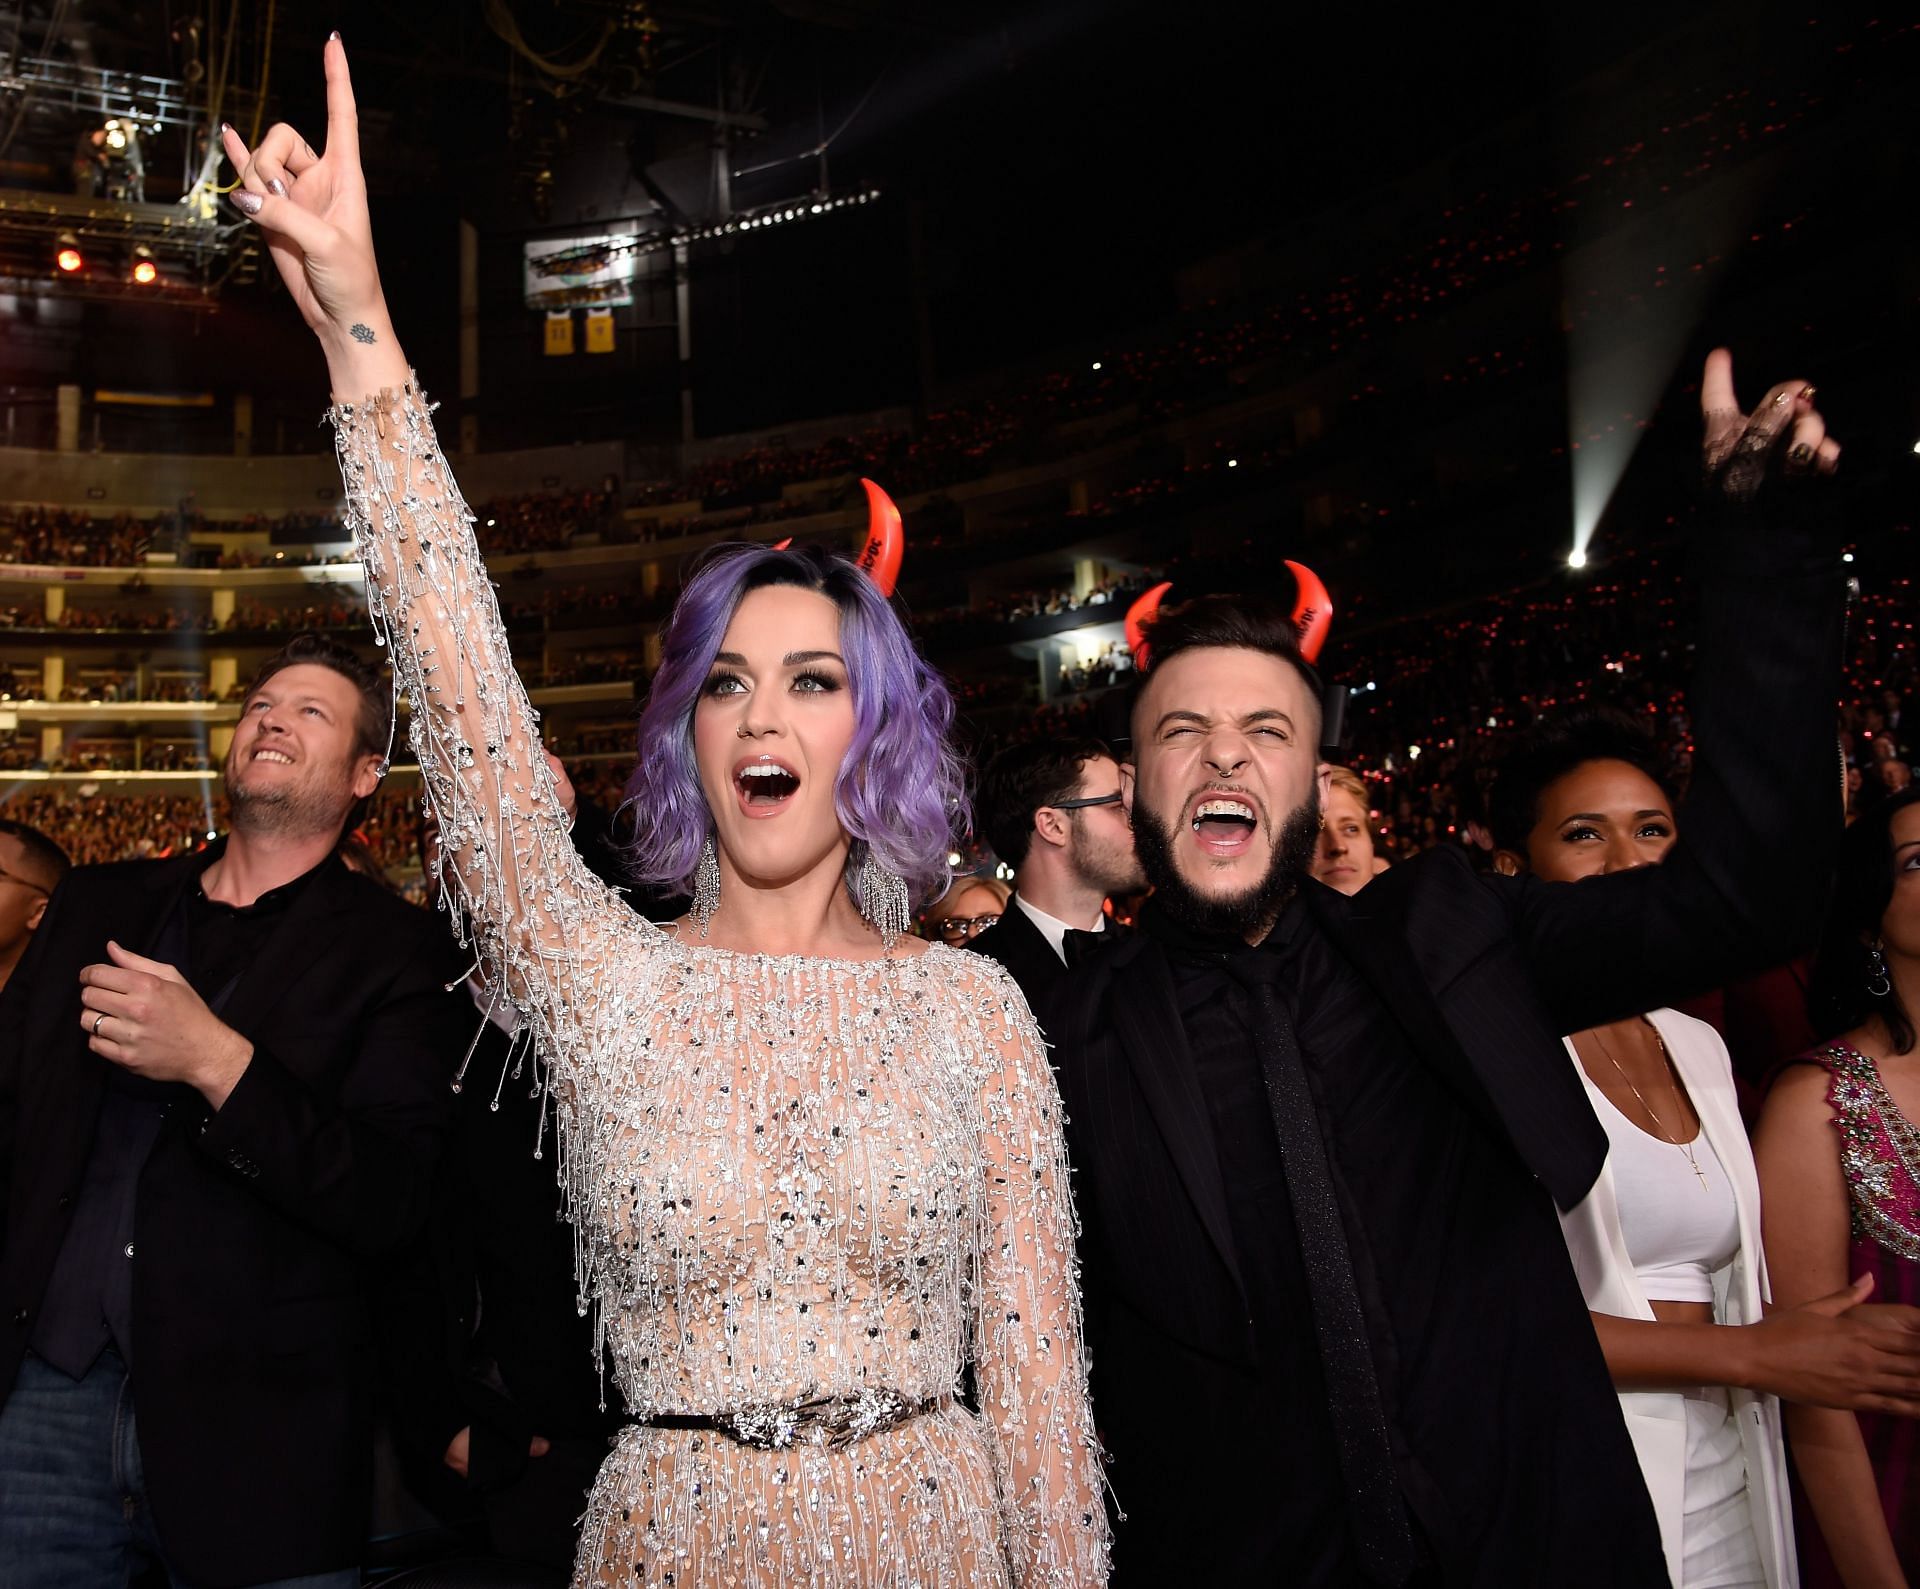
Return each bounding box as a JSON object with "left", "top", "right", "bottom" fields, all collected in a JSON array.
[
  {"left": 1045, "top": 356, "right": 1850, "bottom": 1584},
  {"left": 0, "top": 634, "right": 466, "bottom": 1589},
  {"left": 967, "top": 736, "right": 1145, "bottom": 1005}
]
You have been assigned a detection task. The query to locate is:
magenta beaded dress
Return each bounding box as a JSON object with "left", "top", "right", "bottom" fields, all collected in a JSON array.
[{"left": 1800, "top": 1043, "right": 1920, "bottom": 1586}]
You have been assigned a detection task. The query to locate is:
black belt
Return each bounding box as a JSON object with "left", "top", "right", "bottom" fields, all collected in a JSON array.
[{"left": 640, "top": 1389, "right": 942, "bottom": 1451}]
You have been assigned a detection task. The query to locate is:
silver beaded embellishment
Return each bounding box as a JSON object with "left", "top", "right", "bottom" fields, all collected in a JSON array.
[
  {"left": 326, "top": 381, "right": 1110, "bottom": 1588},
  {"left": 852, "top": 842, "right": 911, "bottom": 951},
  {"left": 689, "top": 833, "right": 722, "bottom": 936}
]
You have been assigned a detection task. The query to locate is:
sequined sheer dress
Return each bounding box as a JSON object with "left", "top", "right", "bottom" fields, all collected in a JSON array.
[{"left": 326, "top": 384, "right": 1108, "bottom": 1588}]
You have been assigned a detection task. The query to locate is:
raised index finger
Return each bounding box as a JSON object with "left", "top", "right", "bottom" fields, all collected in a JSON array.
[
  {"left": 1700, "top": 347, "right": 1739, "bottom": 421},
  {"left": 323, "top": 33, "right": 359, "bottom": 164}
]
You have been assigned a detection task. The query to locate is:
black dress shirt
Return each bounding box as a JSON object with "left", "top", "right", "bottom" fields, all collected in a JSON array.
[
  {"left": 30, "top": 859, "right": 318, "bottom": 1378},
  {"left": 1155, "top": 898, "right": 1354, "bottom": 1580}
]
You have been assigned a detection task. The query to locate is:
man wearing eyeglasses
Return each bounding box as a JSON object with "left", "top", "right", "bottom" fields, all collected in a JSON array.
[
  {"left": 0, "top": 823, "right": 70, "bottom": 996},
  {"left": 968, "top": 737, "right": 1145, "bottom": 1007}
]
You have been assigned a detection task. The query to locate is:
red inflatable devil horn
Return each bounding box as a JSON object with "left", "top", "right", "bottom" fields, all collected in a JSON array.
[
  {"left": 770, "top": 537, "right": 793, "bottom": 551},
  {"left": 855, "top": 478, "right": 903, "bottom": 598},
  {"left": 1126, "top": 581, "right": 1175, "bottom": 670},
  {"left": 1284, "top": 560, "right": 1333, "bottom": 663}
]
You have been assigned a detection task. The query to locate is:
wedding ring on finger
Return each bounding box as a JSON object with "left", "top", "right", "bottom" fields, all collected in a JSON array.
[{"left": 92, "top": 1013, "right": 107, "bottom": 1036}]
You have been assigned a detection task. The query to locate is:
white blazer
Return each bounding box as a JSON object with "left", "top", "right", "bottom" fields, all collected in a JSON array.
[{"left": 1556, "top": 1007, "right": 1797, "bottom": 1589}]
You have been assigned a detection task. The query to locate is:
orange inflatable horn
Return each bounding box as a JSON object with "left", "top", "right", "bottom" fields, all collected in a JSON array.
[
  {"left": 1125, "top": 564, "right": 1334, "bottom": 670},
  {"left": 771, "top": 538, "right": 793, "bottom": 551},
  {"left": 1284, "top": 560, "right": 1333, "bottom": 663},
  {"left": 855, "top": 478, "right": 903, "bottom": 598},
  {"left": 1126, "top": 582, "right": 1175, "bottom": 670}
]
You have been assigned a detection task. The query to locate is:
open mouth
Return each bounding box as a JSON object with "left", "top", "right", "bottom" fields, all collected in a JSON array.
[
  {"left": 1189, "top": 795, "right": 1258, "bottom": 859},
  {"left": 734, "top": 756, "right": 800, "bottom": 815},
  {"left": 251, "top": 748, "right": 293, "bottom": 765}
]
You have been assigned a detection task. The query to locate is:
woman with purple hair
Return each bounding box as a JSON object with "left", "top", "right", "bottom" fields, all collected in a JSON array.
[{"left": 219, "top": 42, "right": 1108, "bottom": 1588}]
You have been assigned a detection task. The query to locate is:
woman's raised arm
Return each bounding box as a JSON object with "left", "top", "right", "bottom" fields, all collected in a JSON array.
[
  {"left": 222, "top": 38, "right": 643, "bottom": 1069},
  {"left": 957, "top": 960, "right": 1110, "bottom": 1586}
]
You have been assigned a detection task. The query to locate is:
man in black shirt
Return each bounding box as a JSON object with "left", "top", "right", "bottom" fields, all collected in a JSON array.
[
  {"left": 0, "top": 634, "right": 467, "bottom": 1589},
  {"left": 1045, "top": 358, "right": 1854, "bottom": 1582}
]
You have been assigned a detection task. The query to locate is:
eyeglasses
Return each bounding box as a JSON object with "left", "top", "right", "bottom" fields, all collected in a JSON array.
[
  {"left": 1049, "top": 791, "right": 1124, "bottom": 812},
  {"left": 0, "top": 862, "right": 49, "bottom": 896},
  {"left": 935, "top": 913, "right": 1002, "bottom": 940}
]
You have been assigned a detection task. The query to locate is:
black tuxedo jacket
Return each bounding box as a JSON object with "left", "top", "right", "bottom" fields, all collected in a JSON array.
[
  {"left": 965, "top": 895, "right": 1066, "bottom": 1008},
  {"left": 1043, "top": 489, "right": 1846, "bottom": 1584},
  {"left": 0, "top": 845, "right": 467, "bottom": 1588}
]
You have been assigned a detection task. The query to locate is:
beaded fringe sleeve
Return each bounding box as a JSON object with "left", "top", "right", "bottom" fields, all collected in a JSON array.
[{"left": 328, "top": 383, "right": 1110, "bottom": 1586}]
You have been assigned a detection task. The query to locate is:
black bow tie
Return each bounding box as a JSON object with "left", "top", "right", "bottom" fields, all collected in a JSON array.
[{"left": 1062, "top": 923, "right": 1129, "bottom": 968}]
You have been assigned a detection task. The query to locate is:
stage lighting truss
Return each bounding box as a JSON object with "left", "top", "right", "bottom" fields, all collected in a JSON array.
[
  {"left": 0, "top": 53, "right": 256, "bottom": 302},
  {"left": 553, "top": 187, "right": 884, "bottom": 276},
  {"left": 0, "top": 191, "right": 245, "bottom": 302},
  {"left": 683, "top": 188, "right": 883, "bottom": 245},
  {"left": 0, "top": 55, "right": 204, "bottom": 133}
]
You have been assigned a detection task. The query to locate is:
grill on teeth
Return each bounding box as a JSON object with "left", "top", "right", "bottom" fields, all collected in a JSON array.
[{"left": 1194, "top": 799, "right": 1253, "bottom": 820}]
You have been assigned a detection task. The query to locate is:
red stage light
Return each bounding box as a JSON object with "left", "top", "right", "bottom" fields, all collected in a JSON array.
[
  {"left": 56, "top": 247, "right": 84, "bottom": 273},
  {"left": 132, "top": 259, "right": 158, "bottom": 285}
]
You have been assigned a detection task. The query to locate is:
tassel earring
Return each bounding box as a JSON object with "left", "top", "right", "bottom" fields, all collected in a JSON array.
[
  {"left": 854, "top": 844, "right": 911, "bottom": 951},
  {"left": 690, "top": 835, "right": 721, "bottom": 937}
]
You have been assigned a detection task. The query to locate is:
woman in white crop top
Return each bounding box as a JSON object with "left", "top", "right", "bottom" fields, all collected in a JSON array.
[{"left": 1492, "top": 714, "right": 1920, "bottom": 1589}]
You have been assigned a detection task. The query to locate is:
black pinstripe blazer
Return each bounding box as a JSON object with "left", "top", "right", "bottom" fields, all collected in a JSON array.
[{"left": 1043, "top": 485, "right": 1846, "bottom": 1585}]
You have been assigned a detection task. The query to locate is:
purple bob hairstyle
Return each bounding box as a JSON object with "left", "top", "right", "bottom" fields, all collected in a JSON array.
[{"left": 621, "top": 542, "right": 968, "bottom": 906}]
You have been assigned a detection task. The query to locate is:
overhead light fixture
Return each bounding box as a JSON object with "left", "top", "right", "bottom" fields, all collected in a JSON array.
[
  {"left": 130, "top": 245, "right": 158, "bottom": 285},
  {"left": 103, "top": 118, "right": 129, "bottom": 152},
  {"left": 1567, "top": 547, "right": 1589, "bottom": 569},
  {"left": 55, "top": 231, "right": 83, "bottom": 273}
]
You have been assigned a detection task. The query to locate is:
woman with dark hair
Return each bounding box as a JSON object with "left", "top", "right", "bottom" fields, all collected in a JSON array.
[
  {"left": 1493, "top": 712, "right": 1920, "bottom": 1589},
  {"left": 1756, "top": 785, "right": 1920, "bottom": 1588},
  {"left": 219, "top": 44, "right": 1107, "bottom": 1588}
]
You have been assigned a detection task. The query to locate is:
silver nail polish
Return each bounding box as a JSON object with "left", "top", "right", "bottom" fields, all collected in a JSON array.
[
  {"left": 232, "top": 190, "right": 263, "bottom": 216},
  {"left": 268, "top": 178, "right": 289, "bottom": 198}
]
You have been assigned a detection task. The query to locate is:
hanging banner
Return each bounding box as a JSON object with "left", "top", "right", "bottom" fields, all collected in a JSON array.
[
  {"left": 585, "top": 308, "right": 616, "bottom": 354},
  {"left": 544, "top": 311, "right": 576, "bottom": 357},
  {"left": 523, "top": 235, "right": 638, "bottom": 310}
]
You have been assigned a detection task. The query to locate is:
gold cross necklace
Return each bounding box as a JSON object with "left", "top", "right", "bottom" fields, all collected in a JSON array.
[{"left": 1589, "top": 1021, "right": 1709, "bottom": 1190}]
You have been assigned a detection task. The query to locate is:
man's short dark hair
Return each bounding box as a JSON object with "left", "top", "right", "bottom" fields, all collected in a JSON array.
[
  {"left": 0, "top": 819, "right": 72, "bottom": 887},
  {"left": 977, "top": 736, "right": 1114, "bottom": 869},
  {"left": 1137, "top": 593, "right": 1324, "bottom": 721},
  {"left": 245, "top": 633, "right": 389, "bottom": 763},
  {"left": 1486, "top": 706, "right": 1672, "bottom": 853}
]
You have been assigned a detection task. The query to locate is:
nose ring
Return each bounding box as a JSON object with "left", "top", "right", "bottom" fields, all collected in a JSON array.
[{"left": 736, "top": 724, "right": 753, "bottom": 739}]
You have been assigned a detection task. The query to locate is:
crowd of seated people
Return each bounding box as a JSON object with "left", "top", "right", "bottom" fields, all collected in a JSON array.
[
  {"left": 1055, "top": 641, "right": 1135, "bottom": 696},
  {"left": 0, "top": 507, "right": 179, "bottom": 566},
  {"left": 225, "top": 596, "right": 368, "bottom": 633},
  {"left": 528, "top": 649, "right": 648, "bottom": 688},
  {"left": 500, "top": 584, "right": 677, "bottom": 630},
  {"left": 0, "top": 598, "right": 367, "bottom": 634},
  {"left": 475, "top": 490, "right": 618, "bottom": 555},
  {"left": 0, "top": 12, "right": 1896, "bottom": 637}
]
